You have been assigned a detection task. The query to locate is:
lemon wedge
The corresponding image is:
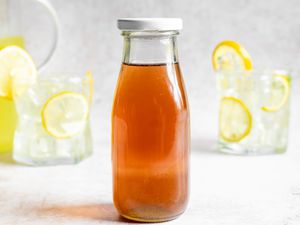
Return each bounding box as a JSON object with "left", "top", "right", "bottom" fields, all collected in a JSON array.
[
  {"left": 220, "top": 97, "right": 252, "bottom": 142},
  {"left": 212, "top": 40, "right": 252, "bottom": 71},
  {"left": 261, "top": 74, "right": 291, "bottom": 112},
  {"left": 41, "top": 92, "right": 89, "bottom": 139},
  {"left": 0, "top": 46, "right": 37, "bottom": 99}
]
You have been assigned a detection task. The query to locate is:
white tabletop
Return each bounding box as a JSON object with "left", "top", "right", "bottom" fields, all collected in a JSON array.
[{"left": 1, "top": 87, "right": 300, "bottom": 225}]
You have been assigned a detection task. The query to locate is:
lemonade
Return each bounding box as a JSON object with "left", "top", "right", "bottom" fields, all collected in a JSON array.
[
  {"left": 217, "top": 70, "right": 291, "bottom": 154},
  {"left": 213, "top": 41, "right": 291, "bottom": 154},
  {"left": 0, "top": 45, "right": 34, "bottom": 153},
  {"left": 0, "top": 97, "right": 17, "bottom": 151},
  {"left": 0, "top": 36, "right": 25, "bottom": 152},
  {"left": 0, "top": 36, "right": 25, "bottom": 50},
  {"left": 13, "top": 74, "right": 93, "bottom": 166}
]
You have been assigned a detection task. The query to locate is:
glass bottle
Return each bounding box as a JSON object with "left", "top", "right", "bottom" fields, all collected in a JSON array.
[{"left": 112, "top": 18, "right": 190, "bottom": 222}]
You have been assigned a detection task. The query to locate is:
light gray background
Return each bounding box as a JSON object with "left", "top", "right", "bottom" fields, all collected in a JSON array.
[
  {"left": 42, "top": 0, "right": 300, "bottom": 144},
  {"left": 3, "top": 0, "right": 300, "bottom": 224}
]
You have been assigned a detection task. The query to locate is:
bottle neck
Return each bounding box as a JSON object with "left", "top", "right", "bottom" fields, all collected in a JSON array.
[{"left": 122, "top": 31, "right": 179, "bottom": 65}]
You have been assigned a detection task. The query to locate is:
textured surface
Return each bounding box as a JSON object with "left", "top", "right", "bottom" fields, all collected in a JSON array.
[{"left": 2, "top": 0, "right": 300, "bottom": 224}]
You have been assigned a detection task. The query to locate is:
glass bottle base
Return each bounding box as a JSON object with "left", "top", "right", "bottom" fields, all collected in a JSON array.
[{"left": 119, "top": 209, "right": 184, "bottom": 223}]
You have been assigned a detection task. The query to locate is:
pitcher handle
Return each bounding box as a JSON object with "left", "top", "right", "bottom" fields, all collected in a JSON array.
[{"left": 34, "top": 0, "right": 59, "bottom": 69}]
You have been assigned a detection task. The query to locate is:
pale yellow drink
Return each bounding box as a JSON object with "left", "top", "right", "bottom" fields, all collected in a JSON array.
[
  {"left": 0, "top": 97, "right": 17, "bottom": 152},
  {"left": 0, "top": 36, "right": 25, "bottom": 152},
  {"left": 0, "top": 36, "right": 25, "bottom": 49}
]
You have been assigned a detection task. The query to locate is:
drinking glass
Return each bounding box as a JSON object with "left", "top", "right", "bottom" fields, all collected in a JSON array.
[
  {"left": 217, "top": 69, "right": 291, "bottom": 155},
  {"left": 13, "top": 74, "right": 93, "bottom": 166}
]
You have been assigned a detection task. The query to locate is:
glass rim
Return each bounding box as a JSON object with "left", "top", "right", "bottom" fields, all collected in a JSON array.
[
  {"left": 15, "top": 73, "right": 91, "bottom": 84},
  {"left": 215, "top": 69, "right": 292, "bottom": 78}
]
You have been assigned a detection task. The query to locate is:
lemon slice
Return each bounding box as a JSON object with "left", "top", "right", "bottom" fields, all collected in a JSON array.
[
  {"left": 261, "top": 74, "right": 291, "bottom": 112},
  {"left": 0, "top": 46, "right": 37, "bottom": 99},
  {"left": 212, "top": 40, "right": 252, "bottom": 71},
  {"left": 84, "top": 71, "right": 94, "bottom": 105},
  {"left": 41, "top": 92, "right": 89, "bottom": 139},
  {"left": 220, "top": 97, "right": 252, "bottom": 142}
]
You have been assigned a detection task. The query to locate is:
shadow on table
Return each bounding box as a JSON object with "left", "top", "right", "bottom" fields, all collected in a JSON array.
[
  {"left": 38, "top": 203, "right": 137, "bottom": 223},
  {"left": 191, "top": 137, "right": 220, "bottom": 155}
]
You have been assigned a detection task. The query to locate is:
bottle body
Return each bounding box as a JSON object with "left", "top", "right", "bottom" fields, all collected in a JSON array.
[{"left": 112, "top": 28, "right": 189, "bottom": 222}]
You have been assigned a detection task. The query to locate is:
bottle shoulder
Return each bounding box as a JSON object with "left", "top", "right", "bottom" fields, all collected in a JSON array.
[{"left": 113, "top": 63, "right": 188, "bottom": 115}]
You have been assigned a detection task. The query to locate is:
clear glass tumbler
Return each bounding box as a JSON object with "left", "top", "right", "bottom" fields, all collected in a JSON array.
[
  {"left": 13, "top": 73, "right": 93, "bottom": 166},
  {"left": 217, "top": 69, "right": 291, "bottom": 155}
]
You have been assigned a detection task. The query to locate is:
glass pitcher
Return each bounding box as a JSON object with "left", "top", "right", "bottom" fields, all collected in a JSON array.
[
  {"left": 0, "top": 0, "right": 59, "bottom": 68},
  {"left": 0, "top": 0, "right": 59, "bottom": 153},
  {"left": 112, "top": 18, "right": 190, "bottom": 222}
]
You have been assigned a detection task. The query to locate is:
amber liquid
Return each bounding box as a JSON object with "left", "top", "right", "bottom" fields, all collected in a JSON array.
[{"left": 112, "top": 63, "right": 189, "bottom": 222}]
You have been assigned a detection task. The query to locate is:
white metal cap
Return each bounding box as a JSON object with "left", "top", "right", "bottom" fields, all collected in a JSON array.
[{"left": 117, "top": 18, "right": 183, "bottom": 31}]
